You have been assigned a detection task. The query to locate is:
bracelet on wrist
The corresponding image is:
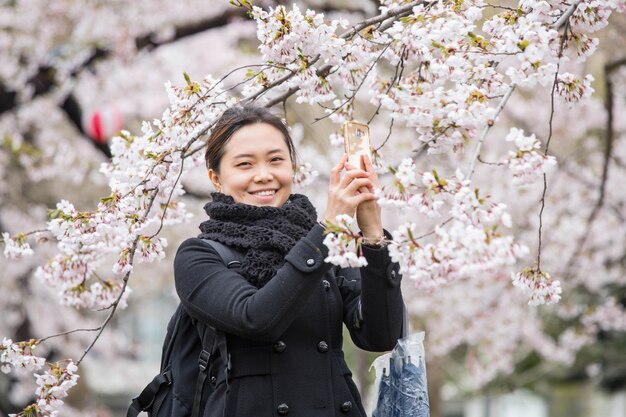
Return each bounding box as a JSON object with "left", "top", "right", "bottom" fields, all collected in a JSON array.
[{"left": 361, "top": 234, "right": 389, "bottom": 248}]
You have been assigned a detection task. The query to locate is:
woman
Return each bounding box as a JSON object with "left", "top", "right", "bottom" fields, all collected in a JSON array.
[{"left": 174, "top": 105, "right": 404, "bottom": 417}]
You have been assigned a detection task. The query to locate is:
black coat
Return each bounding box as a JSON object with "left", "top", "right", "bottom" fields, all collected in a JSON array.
[{"left": 174, "top": 224, "right": 404, "bottom": 417}]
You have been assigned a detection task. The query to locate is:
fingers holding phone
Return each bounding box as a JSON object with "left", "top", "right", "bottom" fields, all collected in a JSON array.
[
  {"left": 323, "top": 153, "right": 376, "bottom": 223},
  {"left": 343, "top": 121, "right": 383, "bottom": 238}
]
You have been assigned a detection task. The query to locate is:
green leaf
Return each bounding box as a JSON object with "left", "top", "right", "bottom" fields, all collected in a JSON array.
[
  {"left": 517, "top": 40, "right": 529, "bottom": 51},
  {"left": 48, "top": 209, "right": 63, "bottom": 220}
]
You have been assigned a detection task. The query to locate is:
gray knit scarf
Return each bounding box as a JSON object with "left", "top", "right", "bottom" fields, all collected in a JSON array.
[{"left": 198, "top": 192, "right": 318, "bottom": 288}]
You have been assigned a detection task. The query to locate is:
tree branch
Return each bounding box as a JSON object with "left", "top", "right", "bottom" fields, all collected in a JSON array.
[
  {"left": 135, "top": 8, "right": 246, "bottom": 50},
  {"left": 554, "top": 0, "right": 584, "bottom": 30},
  {"left": 536, "top": 21, "right": 570, "bottom": 269},
  {"left": 77, "top": 189, "right": 160, "bottom": 365},
  {"left": 0, "top": 8, "right": 248, "bottom": 116},
  {"left": 562, "top": 56, "right": 624, "bottom": 278},
  {"left": 469, "top": 0, "right": 584, "bottom": 180},
  {"left": 259, "top": 0, "right": 425, "bottom": 108},
  {"left": 466, "top": 84, "right": 516, "bottom": 179}
]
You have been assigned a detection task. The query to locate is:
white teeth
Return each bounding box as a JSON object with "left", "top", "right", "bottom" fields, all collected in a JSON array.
[{"left": 251, "top": 190, "right": 275, "bottom": 196}]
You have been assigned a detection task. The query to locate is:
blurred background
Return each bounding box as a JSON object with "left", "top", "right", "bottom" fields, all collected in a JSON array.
[{"left": 1, "top": 0, "right": 626, "bottom": 416}]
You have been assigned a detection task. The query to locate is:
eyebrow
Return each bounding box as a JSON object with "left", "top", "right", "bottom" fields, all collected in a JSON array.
[{"left": 232, "top": 149, "right": 286, "bottom": 159}]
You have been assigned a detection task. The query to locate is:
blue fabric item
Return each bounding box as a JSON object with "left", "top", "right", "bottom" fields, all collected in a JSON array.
[
  {"left": 396, "top": 361, "right": 429, "bottom": 417},
  {"left": 373, "top": 356, "right": 429, "bottom": 417},
  {"left": 373, "top": 370, "right": 391, "bottom": 417}
]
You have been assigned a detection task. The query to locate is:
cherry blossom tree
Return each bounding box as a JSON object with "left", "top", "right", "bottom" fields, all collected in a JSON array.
[{"left": 2, "top": 0, "right": 626, "bottom": 415}]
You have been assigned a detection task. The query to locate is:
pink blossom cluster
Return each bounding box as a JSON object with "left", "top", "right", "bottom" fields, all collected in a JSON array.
[
  {"left": 368, "top": 0, "right": 616, "bottom": 155},
  {"left": 33, "top": 199, "right": 131, "bottom": 310},
  {"left": 1, "top": 233, "right": 34, "bottom": 260},
  {"left": 512, "top": 266, "right": 562, "bottom": 306},
  {"left": 322, "top": 215, "right": 368, "bottom": 268},
  {"left": 32, "top": 76, "right": 237, "bottom": 310},
  {"left": 555, "top": 72, "right": 595, "bottom": 103},
  {"left": 11, "top": 361, "right": 80, "bottom": 417},
  {"left": 247, "top": 4, "right": 348, "bottom": 104},
  {"left": 388, "top": 220, "right": 526, "bottom": 290},
  {"left": 376, "top": 160, "right": 526, "bottom": 289},
  {"left": 293, "top": 162, "right": 319, "bottom": 188},
  {"left": 503, "top": 127, "right": 557, "bottom": 185},
  {"left": 377, "top": 161, "right": 513, "bottom": 225},
  {"left": 571, "top": 0, "right": 625, "bottom": 32},
  {"left": 0, "top": 338, "right": 45, "bottom": 374},
  {"left": 377, "top": 1, "right": 513, "bottom": 153}
]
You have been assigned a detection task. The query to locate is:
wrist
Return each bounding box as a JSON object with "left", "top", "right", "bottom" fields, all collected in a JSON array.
[
  {"left": 360, "top": 227, "right": 384, "bottom": 240},
  {"left": 360, "top": 229, "right": 388, "bottom": 248}
]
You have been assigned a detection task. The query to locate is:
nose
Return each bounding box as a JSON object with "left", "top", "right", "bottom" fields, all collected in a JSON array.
[{"left": 254, "top": 166, "right": 274, "bottom": 182}]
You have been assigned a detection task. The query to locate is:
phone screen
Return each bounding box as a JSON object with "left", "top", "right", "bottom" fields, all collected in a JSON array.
[{"left": 343, "top": 121, "right": 371, "bottom": 170}]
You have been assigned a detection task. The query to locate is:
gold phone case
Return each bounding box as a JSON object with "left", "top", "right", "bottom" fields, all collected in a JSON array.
[{"left": 343, "top": 120, "right": 371, "bottom": 170}]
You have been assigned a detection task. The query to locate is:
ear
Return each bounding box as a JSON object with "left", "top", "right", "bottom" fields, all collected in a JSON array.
[{"left": 208, "top": 169, "right": 222, "bottom": 191}]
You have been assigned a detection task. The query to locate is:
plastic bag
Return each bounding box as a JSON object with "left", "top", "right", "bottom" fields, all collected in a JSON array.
[{"left": 370, "top": 332, "right": 430, "bottom": 417}]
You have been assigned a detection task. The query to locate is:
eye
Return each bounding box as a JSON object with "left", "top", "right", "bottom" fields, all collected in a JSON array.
[
  {"left": 236, "top": 161, "right": 252, "bottom": 167},
  {"left": 271, "top": 157, "right": 285, "bottom": 163}
]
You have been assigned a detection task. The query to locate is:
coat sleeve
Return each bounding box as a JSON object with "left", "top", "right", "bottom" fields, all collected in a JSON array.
[
  {"left": 174, "top": 224, "right": 331, "bottom": 342},
  {"left": 337, "top": 233, "right": 404, "bottom": 352}
]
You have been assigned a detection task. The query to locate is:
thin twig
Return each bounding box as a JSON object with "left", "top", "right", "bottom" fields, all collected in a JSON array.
[
  {"left": 368, "top": 45, "right": 407, "bottom": 125},
  {"left": 76, "top": 190, "right": 159, "bottom": 365},
  {"left": 536, "top": 20, "right": 571, "bottom": 269},
  {"left": 476, "top": 155, "right": 505, "bottom": 166},
  {"left": 37, "top": 327, "right": 102, "bottom": 344},
  {"left": 314, "top": 42, "right": 393, "bottom": 123},
  {"left": 466, "top": 84, "right": 516, "bottom": 179},
  {"left": 375, "top": 118, "right": 395, "bottom": 152},
  {"left": 415, "top": 217, "right": 453, "bottom": 240}
]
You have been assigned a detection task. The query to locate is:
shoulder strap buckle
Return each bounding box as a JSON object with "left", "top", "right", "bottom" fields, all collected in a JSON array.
[{"left": 198, "top": 349, "right": 211, "bottom": 372}]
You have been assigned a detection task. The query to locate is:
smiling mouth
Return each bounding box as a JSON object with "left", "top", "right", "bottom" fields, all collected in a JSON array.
[{"left": 249, "top": 190, "right": 277, "bottom": 196}]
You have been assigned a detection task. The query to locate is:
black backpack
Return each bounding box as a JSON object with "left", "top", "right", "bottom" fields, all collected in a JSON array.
[{"left": 127, "top": 240, "right": 243, "bottom": 417}]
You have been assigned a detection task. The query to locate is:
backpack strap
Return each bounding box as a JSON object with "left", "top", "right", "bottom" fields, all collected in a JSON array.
[
  {"left": 202, "top": 239, "right": 243, "bottom": 269},
  {"left": 190, "top": 239, "right": 243, "bottom": 417}
]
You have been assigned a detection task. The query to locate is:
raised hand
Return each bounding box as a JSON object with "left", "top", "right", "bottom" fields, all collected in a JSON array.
[
  {"left": 323, "top": 153, "right": 377, "bottom": 224},
  {"left": 349, "top": 154, "right": 383, "bottom": 241}
]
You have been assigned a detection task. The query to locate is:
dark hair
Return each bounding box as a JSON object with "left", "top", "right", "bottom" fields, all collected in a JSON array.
[{"left": 205, "top": 104, "right": 297, "bottom": 173}]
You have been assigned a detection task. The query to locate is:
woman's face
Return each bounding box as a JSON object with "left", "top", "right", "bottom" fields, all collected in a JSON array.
[{"left": 208, "top": 122, "right": 294, "bottom": 207}]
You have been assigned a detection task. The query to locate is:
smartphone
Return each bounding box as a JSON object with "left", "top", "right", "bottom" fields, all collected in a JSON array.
[{"left": 343, "top": 120, "right": 372, "bottom": 170}]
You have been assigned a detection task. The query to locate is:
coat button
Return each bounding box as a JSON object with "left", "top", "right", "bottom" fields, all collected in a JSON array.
[
  {"left": 210, "top": 376, "right": 217, "bottom": 384},
  {"left": 340, "top": 401, "right": 352, "bottom": 412},
  {"left": 277, "top": 403, "right": 289, "bottom": 415},
  {"left": 306, "top": 258, "right": 315, "bottom": 266},
  {"left": 322, "top": 280, "right": 330, "bottom": 291},
  {"left": 317, "top": 341, "right": 329, "bottom": 353},
  {"left": 273, "top": 341, "right": 287, "bottom": 353}
]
